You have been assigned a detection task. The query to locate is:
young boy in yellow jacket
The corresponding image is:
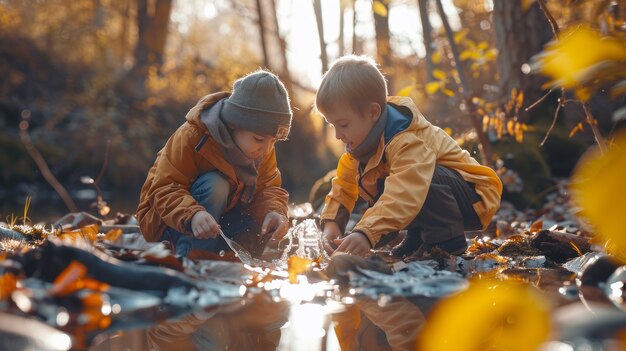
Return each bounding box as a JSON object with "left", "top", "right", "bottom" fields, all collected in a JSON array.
[
  {"left": 137, "top": 70, "right": 291, "bottom": 258},
  {"left": 316, "top": 55, "right": 503, "bottom": 258}
]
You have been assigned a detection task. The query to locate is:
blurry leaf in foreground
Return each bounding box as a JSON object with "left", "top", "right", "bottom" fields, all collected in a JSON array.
[
  {"left": 571, "top": 130, "right": 626, "bottom": 257},
  {"left": 418, "top": 279, "right": 550, "bottom": 351},
  {"left": 534, "top": 25, "right": 626, "bottom": 100}
]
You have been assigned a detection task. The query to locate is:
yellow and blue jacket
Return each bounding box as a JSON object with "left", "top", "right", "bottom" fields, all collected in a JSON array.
[{"left": 320, "top": 96, "right": 503, "bottom": 247}]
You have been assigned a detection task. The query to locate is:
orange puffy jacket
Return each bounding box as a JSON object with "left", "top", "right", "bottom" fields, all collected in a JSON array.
[{"left": 137, "top": 92, "right": 289, "bottom": 242}]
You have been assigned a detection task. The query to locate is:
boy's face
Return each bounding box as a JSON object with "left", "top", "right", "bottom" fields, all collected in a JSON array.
[
  {"left": 322, "top": 102, "right": 381, "bottom": 150},
  {"left": 231, "top": 128, "right": 276, "bottom": 160}
]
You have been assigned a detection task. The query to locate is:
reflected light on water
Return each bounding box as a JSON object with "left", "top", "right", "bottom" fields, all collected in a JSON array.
[{"left": 278, "top": 303, "right": 339, "bottom": 351}]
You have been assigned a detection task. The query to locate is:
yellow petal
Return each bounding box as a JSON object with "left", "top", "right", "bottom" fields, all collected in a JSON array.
[
  {"left": 419, "top": 279, "right": 550, "bottom": 351},
  {"left": 571, "top": 130, "right": 626, "bottom": 257}
]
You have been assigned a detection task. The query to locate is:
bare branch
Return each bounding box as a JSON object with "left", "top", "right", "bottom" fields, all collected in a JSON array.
[
  {"left": 525, "top": 87, "right": 555, "bottom": 112},
  {"left": 19, "top": 117, "right": 78, "bottom": 213},
  {"left": 540, "top": 95, "right": 562, "bottom": 147}
]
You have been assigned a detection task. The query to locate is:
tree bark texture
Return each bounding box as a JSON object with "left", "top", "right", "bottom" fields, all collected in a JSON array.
[
  {"left": 313, "top": 0, "right": 329, "bottom": 75},
  {"left": 493, "top": 0, "right": 552, "bottom": 105},
  {"left": 373, "top": 1, "right": 393, "bottom": 91},
  {"left": 256, "top": 0, "right": 270, "bottom": 69},
  {"left": 418, "top": 0, "right": 435, "bottom": 83}
]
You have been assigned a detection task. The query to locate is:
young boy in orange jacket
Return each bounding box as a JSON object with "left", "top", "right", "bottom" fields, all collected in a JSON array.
[
  {"left": 316, "top": 55, "right": 503, "bottom": 258},
  {"left": 137, "top": 70, "right": 291, "bottom": 258}
]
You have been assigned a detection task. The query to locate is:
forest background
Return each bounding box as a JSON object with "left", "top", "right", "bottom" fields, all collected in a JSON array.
[{"left": 0, "top": 0, "right": 624, "bottom": 221}]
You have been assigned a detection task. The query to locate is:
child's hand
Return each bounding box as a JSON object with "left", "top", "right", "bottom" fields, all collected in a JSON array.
[
  {"left": 263, "top": 211, "right": 289, "bottom": 240},
  {"left": 322, "top": 221, "right": 342, "bottom": 254},
  {"left": 334, "top": 231, "right": 372, "bottom": 257},
  {"left": 191, "top": 211, "right": 221, "bottom": 239}
]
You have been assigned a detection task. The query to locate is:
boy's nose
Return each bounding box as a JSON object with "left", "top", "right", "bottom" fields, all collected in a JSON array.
[{"left": 334, "top": 129, "right": 343, "bottom": 140}]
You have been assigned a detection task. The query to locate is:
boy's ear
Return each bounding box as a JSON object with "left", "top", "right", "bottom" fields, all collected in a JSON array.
[{"left": 369, "top": 102, "right": 382, "bottom": 122}]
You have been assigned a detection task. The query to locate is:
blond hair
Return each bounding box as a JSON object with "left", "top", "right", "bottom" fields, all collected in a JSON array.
[{"left": 315, "top": 55, "right": 388, "bottom": 115}]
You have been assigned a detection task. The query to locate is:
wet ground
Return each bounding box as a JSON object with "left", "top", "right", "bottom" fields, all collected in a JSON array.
[{"left": 2, "top": 189, "right": 626, "bottom": 351}]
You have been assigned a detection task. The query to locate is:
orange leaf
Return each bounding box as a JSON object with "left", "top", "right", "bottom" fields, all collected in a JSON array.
[
  {"left": 287, "top": 256, "right": 313, "bottom": 284},
  {"left": 103, "top": 228, "right": 122, "bottom": 242},
  {"left": 569, "top": 122, "right": 584, "bottom": 138},
  {"left": 0, "top": 273, "right": 18, "bottom": 300},
  {"left": 529, "top": 219, "right": 543, "bottom": 233},
  {"left": 50, "top": 261, "right": 87, "bottom": 296}
]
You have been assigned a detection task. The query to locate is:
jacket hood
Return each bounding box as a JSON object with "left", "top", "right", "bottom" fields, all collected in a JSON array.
[
  {"left": 185, "top": 92, "right": 231, "bottom": 130},
  {"left": 387, "top": 96, "right": 431, "bottom": 133}
]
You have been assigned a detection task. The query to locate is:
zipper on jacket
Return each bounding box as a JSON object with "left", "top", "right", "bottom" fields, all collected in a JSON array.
[
  {"left": 358, "top": 166, "right": 376, "bottom": 205},
  {"left": 194, "top": 134, "right": 208, "bottom": 152}
]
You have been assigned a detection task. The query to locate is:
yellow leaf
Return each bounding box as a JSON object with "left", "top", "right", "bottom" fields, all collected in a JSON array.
[
  {"left": 515, "top": 90, "right": 525, "bottom": 111},
  {"left": 426, "top": 81, "right": 442, "bottom": 94},
  {"left": 433, "top": 69, "right": 446, "bottom": 80},
  {"left": 443, "top": 127, "right": 452, "bottom": 135},
  {"left": 442, "top": 87, "right": 455, "bottom": 97},
  {"left": 372, "top": 1, "right": 388, "bottom": 17},
  {"left": 419, "top": 279, "right": 550, "bottom": 351},
  {"left": 571, "top": 130, "right": 626, "bottom": 257},
  {"left": 460, "top": 50, "right": 474, "bottom": 61},
  {"left": 432, "top": 51, "right": 442, "bottom": 64},
  {"left": 521, "top": 0, "right": 537, "bottom": 11},
  {"left": 80, "top": 224, "right": 99, "bottom": 242},
  {"left": 507, "top": 120, "right": 516, "bottom": 136},
  {"left": 484, "top": 48, "right": 498, "bottom": 60},
  {"left": 537, "top": 25, "right": 626, "bottom": 91},
  {"left": 396, "top": 85, "right": 413, "bottom": 97},
  {"left": 287, "top": 256, "right": 313, "bottom": 283},
  {"left": 477, "top": 41, "right": 489, "bottom": 50},
  {"left": 453, "top": 29, "right": 469, "bottom": 44}
]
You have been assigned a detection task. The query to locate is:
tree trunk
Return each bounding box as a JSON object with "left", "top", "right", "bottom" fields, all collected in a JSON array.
[
  {"left": 338, "top": 0, "right": 346, "bottom": 56},
  {"left": 351, "top": 0, "right": 359, "bottom": 54},
  {"left": 493, "top": 0, "right": 552, "bottom": 107},
  {"left": 269, "top": 0, "right": 293, "bottom": 93},
  {"left": 372, "top": 1, "right": 393, "bottom": 91},
  {"left": 255, "top": 0, "right": 270, "bottom": 69},
  {"left": 128, "top": 0, "right": 172, "bottom": 99},
  {"left": 313, "top": 0, "right": 329, "bottom": 74},
  {"left": 134, "top": 0, "right": 172, "bottom": 70},
  {"left": 418, "top": 0, "right": 435, "bottom": 83}
]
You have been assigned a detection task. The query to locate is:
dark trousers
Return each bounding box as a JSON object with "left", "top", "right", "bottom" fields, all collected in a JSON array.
[
  {"left": 376, "top": 165, "right": 482, "bottom": 248},
  {"left": 160, "top": 172, "right": 265, "bottom": 257},
  {"left": 408, "top": 165, "right": 482, "bottom": 244}
]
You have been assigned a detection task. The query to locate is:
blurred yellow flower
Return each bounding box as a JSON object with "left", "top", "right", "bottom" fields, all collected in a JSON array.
[
  {"left": 418, "top": 279, "right": 550, "bottom": 351},
  {"left": 571, "top": 130, "right": 626, "bottom": 258},
  {"left": 535, "top": 25, "right": 626, "bottom": 99}
]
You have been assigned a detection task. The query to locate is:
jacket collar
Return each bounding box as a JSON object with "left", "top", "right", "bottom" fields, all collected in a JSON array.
[{"left": 360, "top": 100, "right": 418, "bottom": 175}]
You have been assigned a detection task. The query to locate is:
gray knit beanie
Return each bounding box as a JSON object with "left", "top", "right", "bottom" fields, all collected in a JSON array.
[{"left": 222, "top": 70, "right": 292, "bottom": 140}]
